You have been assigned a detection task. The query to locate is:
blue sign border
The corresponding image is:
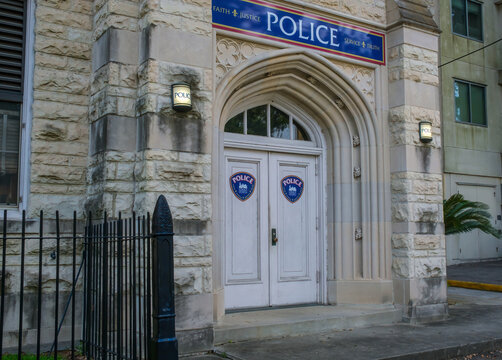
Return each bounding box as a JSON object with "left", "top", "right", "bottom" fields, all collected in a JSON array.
[{"left": 212, "top": 0, "right": 385, "bottom": 65}]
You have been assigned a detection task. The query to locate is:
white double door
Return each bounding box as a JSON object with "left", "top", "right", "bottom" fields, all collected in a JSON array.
[{"left": 224, "top": 148, "right": 318, "bottom": 309}]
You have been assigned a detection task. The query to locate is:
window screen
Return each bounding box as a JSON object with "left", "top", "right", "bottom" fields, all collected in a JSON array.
[{"left": 0, "top": 0, "right": 25, "bottom": 206}]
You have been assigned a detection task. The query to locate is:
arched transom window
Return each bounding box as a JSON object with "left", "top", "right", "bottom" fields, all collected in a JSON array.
[{"left": 224, "top": 104, "right": 311, "bottom": 141}]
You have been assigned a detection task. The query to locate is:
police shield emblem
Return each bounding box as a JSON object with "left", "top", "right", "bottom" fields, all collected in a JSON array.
[
  {"left": 230, "top": 172, "right": 256, "bottom": 201},
  {"left": 281, "top": 175, "right": 304, "bottom": 203}
]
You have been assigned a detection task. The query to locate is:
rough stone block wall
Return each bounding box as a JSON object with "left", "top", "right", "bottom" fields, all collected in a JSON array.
[
  {"left": 306, "top": 0, "right": 386, "bottom": 24},
  {"left": 0, "top": 218, "right": 85, "bottom": 348},
  {"left": 86, "top": 0, "right": 140, "bottom": 216},
  {"left": 387, "top": 26, "right": 446, "bottom": 320},
  {"left": 135, "top": 0, "right": 214, "bottom": 351},
  {"left": 30, "top": 0, "right": 93, "bottom": 218},
  {"left": 81, "top": 0, "right": 214, "bottom": 351}
]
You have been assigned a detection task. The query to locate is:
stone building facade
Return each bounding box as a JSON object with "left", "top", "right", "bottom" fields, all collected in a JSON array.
[{"left": 1, "top": 0, "right": 447, "bottom": 353}]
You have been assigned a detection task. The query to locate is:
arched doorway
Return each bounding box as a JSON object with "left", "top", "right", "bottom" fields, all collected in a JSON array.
[
  {"left": 223, "top": 102, "right": 322, "bottom": 309},
  {"left": 212, "top": 48, "right": 391, "bottom": 316}
]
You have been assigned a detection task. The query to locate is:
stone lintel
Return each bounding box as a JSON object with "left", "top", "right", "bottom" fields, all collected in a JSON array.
[
  {"left": 93, "top": 28, "right": 140, "bottom": 71},
  {"left": 387, "top": 17, "right": 440, "bottom": 49},
  {"left": 392, "top": 222, "right": 444, "bottom": 235},
  {"left": 390, "top": 145, "right": 442, "bottom": 174},
  {"left": 90, "top": 115, "right": 137, "bottom": 155},
  {"left": 388, "top": 79, "right": 439, "bottom": 109},
  {"left": 173, "top": 219, "right": 210, "bottom": 236},
  {"left": 327, "top": 280, "right": 394, "bottom": 304},
  {"left": 138, "top": 113, "right": 208, "bottom": 154},
  {"left": 141, "top": 26, "right": 212, "bottom": 69}
]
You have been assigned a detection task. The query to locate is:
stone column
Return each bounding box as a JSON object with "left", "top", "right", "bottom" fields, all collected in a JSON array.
[
  {"left": 87, "top": 0, "right": 140, "bottom": 216},
  {"left": 134, "top": 0, "right": 214, "bottom": 353},
  {"left": 386, "top": 1, "right": 447, "bottom": 322}
]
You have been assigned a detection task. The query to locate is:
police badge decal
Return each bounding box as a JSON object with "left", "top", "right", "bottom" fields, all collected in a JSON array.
[
  {"left": 281, "top": 175, "right": 304, "bottom": 203},
  {"left": 230, "top": 172, "right": 256, "bottom": 201}
]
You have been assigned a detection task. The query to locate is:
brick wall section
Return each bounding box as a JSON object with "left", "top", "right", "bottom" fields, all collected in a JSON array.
[{"left": 30, "top": 0, "right": 93, "bottom": 218}]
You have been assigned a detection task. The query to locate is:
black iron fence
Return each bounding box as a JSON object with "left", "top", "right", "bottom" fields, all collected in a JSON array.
[
  {"left": 0, "top": 210, "right": 84, "bottom": 359},
  {"left": 83, "top": 212, "right": 152, "bottom": 360},
  {"left": 0, "top": 195, "right": 178, "bottom": 360}
]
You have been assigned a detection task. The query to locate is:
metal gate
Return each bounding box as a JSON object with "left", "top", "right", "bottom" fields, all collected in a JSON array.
[{"left": 0, "top": 195, "right": 178, "bottom": 359}]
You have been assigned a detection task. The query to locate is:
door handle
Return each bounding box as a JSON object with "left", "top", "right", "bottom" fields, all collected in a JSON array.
[{"left": 271, "top": 228, "right": 278, "bottom": 246}]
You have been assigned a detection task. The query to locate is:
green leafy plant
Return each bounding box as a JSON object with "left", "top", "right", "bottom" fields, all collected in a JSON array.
[
  {"left": 1, "top": 355, "right": 64, "bottom": 360},
  {"left": 444, "top": 193, "right": 501, "bottom": 238}
]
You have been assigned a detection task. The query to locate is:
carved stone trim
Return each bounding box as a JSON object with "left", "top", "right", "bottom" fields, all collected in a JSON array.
[
  {"left": 332, "top": 61, "right": 375, "bottom": 108},
  {"left": 334, "top": 97, "right": 345, "bottom": 109},
  {"left": 216, "top": 37, "right": 273, "bottom": 83},
  {"left": 353, "top": 166, "right": 361, "bottom": 178},
  {"left": 355, "top": 227, "right": 362, "bottom": 240},
  {"left": 352, "top": 135, "right": 360, "bottom": 147},
  {"left": 215, "top": 37, "right": 376, "bottom": 109}
]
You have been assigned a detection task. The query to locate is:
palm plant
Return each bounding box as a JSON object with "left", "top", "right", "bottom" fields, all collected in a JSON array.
[{"left": 444, "top": 193, "right": 501, "bottom": 238}]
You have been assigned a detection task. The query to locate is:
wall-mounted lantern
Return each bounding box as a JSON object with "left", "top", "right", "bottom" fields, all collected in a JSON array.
[
  {"left": 419, "top": 121, "right": 433, "bottom": 143},
  {"left": 172, "top": 83, "right": 192, "bottom": 112}
]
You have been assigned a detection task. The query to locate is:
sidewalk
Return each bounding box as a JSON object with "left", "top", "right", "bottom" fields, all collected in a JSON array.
[
  {"left": 183, "top": 261, "right": 502, "bottom": 360},
  {"left": 183, "top": 288, "right": 502, "bottom": 360}
]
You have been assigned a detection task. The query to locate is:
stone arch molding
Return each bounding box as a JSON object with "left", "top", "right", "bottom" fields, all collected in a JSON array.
[{"left": 214, "top": 48, "right": 390, "bottom": 302}]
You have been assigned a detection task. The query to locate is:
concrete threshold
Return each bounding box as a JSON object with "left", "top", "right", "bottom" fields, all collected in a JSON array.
[{"left": 214, "top": 303, "right": 402, "bottom": 345}]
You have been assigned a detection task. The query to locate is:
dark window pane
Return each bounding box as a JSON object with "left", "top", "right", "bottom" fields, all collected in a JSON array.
[
  {"left": 467, "top": 1, "right": 482, "bottom": 40},
  {"left": 0, "top": 101, "right": 20, "bottom": 205},
  {"left": 470, "top": 85, "right": 486, "bottom": 125},
  {"left": 246, "top": 105, "right": 267, "bottom": 136},
  {"left": 454, "top": 81, "right": 470, "bottom": 123},
  {"left": 270, "top": 106, "right": 290, "bottom": 139},
  {"left": 224, "top": 112, "right": 244, "bottom": 134},
  {"left": 452, "top": 0, "right": 467, "bottom": 36},
  {"left": 292, "top": 120, "right": 310, "bottom": 141}
]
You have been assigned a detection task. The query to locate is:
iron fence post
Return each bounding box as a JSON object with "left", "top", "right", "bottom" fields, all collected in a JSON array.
[{"left": 150, "top": 195, "right": 178, "bottom": 360}]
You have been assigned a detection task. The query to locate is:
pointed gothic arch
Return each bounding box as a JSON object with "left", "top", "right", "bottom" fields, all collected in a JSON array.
[{"left": 212, "top": 48, "right": 392, "bottom": 315}]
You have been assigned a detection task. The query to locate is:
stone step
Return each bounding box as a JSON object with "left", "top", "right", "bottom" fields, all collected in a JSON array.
[{"left": 214, "top": 304, "right": 402, "bottom": 345}]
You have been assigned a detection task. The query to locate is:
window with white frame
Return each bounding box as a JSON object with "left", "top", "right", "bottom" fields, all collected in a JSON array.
[
  {"left": 451, "top": 0, "right": 483, "bottom": 41},
  {"left": 454, "top": 80, "right": 486, "bottom": 126},
  {"left": 0, "top": 0, "right": 26, "bottom": 206},
  {"left": 224, "top": 104, "right": 312, "bottom": 141}
]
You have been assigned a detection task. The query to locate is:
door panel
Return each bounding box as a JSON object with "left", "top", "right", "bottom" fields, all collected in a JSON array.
[
  {"left": 224, "top": 149, "right": 318, "bottom": 309},
  {"left": 474, "top": 186, "right": 499, "bottom": 259},
  {"left": 457, "top": 185, "right": 479, "bottom": 260},
  {"left": 269, "top": 153, "right": 317, "bottom": 306},
  {"left": 457, "top": 184, "right": 500, "bottom": 261},
  {"left": 225, "top": 150, "right": 269, "bottom": 309}
]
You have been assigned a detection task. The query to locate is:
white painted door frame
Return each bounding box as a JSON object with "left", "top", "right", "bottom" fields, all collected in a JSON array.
[{"left": 223, "top": 137, "right": 326, "bottom": 309}]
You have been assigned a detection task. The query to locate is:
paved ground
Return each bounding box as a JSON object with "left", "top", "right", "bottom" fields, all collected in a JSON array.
[
  {"left": 182, "top": 261, "right": 502, "bottom": 360},
  {"left": 447, "top": 260, "right": 502, "bottom": 285},
  {"left": 452, "top": 349, "right": 502, "bottom": 360}
]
